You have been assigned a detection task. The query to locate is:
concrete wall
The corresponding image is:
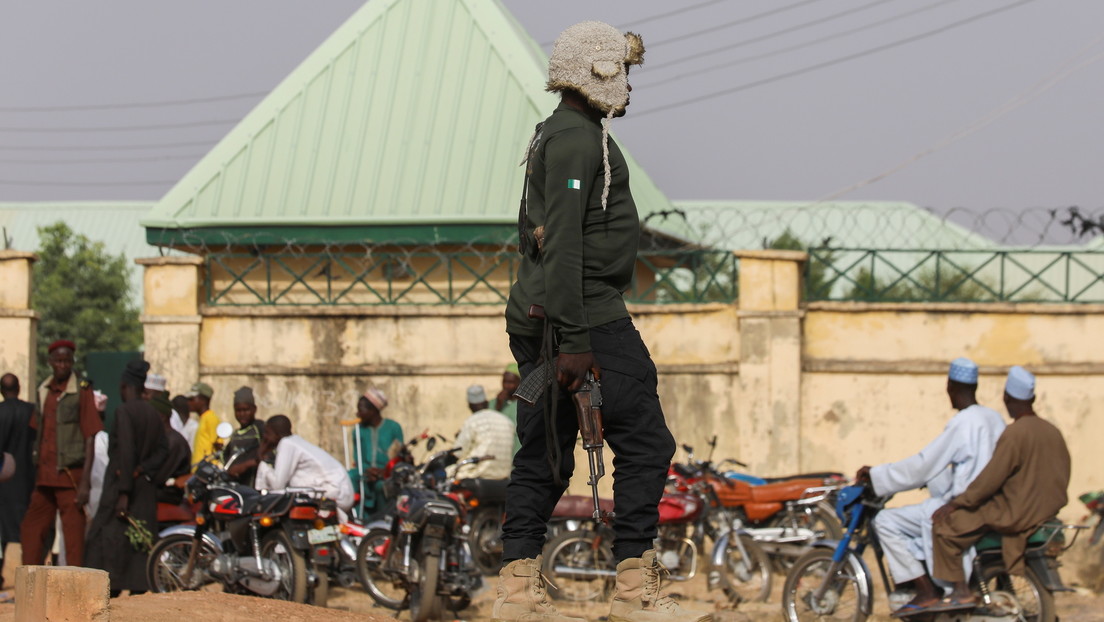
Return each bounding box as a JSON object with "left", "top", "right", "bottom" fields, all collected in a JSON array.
[
  {"left": 0, "top": 251, "right": 37, "bottom": 400},
  {"left": 138, "top": 253, "right": 1104, "bottom": 522}
]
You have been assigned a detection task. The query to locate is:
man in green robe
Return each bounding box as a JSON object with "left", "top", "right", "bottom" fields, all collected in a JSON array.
[{"left": 348, "top": 388, "right": 403, "bottom": 520}]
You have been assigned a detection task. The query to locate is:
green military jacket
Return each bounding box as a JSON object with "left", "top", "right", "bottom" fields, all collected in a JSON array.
[{"left": 506, "top": 102, "right": 639, "bottom": 353}]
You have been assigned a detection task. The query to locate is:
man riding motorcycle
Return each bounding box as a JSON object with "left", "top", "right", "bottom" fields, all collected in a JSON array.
[{"left": 856, "top": 357, "right": 1005, "bottom": 615}]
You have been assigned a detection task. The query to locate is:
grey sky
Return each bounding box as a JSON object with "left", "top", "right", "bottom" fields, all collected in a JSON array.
[{"left": 1, "top": 0, "right": 1101, "bottom": 212}]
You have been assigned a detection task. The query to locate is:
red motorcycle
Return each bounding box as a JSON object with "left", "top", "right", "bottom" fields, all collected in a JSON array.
[{"left": 540, "top": 473, "right": 772, "bottom": 606}]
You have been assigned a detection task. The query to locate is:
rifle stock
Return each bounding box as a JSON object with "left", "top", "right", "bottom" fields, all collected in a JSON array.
[{"left": 574, "top": 371, "right": 613, "bottom": 523}]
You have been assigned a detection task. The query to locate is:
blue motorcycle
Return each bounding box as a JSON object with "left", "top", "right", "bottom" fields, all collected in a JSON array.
[{"left": 781, "top": 483, "right": 1083, "bottom": 622}]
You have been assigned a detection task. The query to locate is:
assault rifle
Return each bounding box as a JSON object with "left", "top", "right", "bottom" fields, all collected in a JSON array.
[{"left": 512, "top": 305, "right": 614, "bottom": 524}]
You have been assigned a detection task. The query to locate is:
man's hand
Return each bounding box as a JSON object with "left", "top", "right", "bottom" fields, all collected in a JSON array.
[
  {"left": 855, "top": 466, "right": 872, "bottom": 484},
  {"left": 932, "top": 502, "right": 958, "bottom": 524},
  {"left": 556, "top": 351, "right": 601, "bottom": 391},
  {"left": 75, "top": 481, "right": 90, "bottom": 507},
  {"left": 115, "top": 493, "right": 129, "bottom": 518}
]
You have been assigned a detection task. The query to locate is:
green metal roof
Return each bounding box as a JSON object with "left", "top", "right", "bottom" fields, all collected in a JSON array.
[{"left": 143, "top": 0, "right": 672, "bottom": 244}]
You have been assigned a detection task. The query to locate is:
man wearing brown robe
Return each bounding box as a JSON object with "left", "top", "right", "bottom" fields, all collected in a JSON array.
[{"left": 926, "top": 366, "right": 1070, "bottom": 611}]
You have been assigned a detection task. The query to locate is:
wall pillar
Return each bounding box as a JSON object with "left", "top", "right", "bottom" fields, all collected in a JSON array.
[
  {"left": 137, "top": 256, "right": 204, "bottom": 396},
  {"left": 735, "top": 250, "right": 806, "bottom": 475},
  {"left": 0, "top": 251, "right": 38, "bottom": 398}
]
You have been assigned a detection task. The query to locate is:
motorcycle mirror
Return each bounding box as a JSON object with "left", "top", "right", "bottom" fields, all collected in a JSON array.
[
  {"left": 426, "top": 437, "right": 437, "bottom": 451},
  {"left": 215, "top": 422, "right": 234, "bottom": 439},
  {"left": 681, "top": 443, "right": 693, "bottom": 454},
  {"left": 709, "top": 435, "right": 718, "bottom": 447}
]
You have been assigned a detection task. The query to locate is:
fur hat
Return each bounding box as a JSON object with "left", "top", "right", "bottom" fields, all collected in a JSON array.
[
  {"left": 543, "top": 21, "right": 644, "bottom": 211},
  {"left": 546, "top": 21, "right": 644, "bottom": 115}
]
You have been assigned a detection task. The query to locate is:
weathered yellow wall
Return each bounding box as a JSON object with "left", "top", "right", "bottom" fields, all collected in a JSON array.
[
  {"left": 0, "top": 252, "right": 37, "bottom": 397},
  {"left": 138, "top": 253, "right": 1104, "bottom": 526}
]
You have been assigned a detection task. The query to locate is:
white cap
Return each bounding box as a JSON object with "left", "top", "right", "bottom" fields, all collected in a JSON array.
[
  {"left": 1005, "top": 366, "right": 1036, "bottom": 400},
  {"left": 144, "top": 373, "right": 167, "bottom": 392},
  {"left": 467, "top": 385, "right": 487, "bottom": 405}
]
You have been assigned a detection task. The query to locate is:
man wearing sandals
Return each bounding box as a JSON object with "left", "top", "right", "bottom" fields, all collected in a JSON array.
[
  {"left": 924, "top": 366, "right": 1070, "bottom": 614},
  {"left": 856, "top": 357, "right": 1005, "bottom": 615}
]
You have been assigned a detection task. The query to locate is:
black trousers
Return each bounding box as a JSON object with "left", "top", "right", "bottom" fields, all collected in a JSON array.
[{"left": 502, "top": 317, "right": 676, "bottom": 563}]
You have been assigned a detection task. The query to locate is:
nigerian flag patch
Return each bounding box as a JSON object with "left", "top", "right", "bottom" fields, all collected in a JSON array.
[{"left": 567, "top": 179, "right": 581, "bottom": 190}]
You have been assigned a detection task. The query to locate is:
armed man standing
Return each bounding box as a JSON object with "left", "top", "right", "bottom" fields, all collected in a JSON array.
[{"left": 494, "top": 21, "right": 706, "bottom": 622}]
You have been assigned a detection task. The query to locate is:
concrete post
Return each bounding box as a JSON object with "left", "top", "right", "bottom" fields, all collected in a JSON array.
[
  {"left": 735, "top": 250, "right": 806, "bottom": 475},
  {"left": 137, "top": 256, "right": 204, "bottom": 395},
  {"left": 15, "top": 565, "right": 110, "bottom": 621},
  {"left": 0, "top": 251, "right": 38, "bottom": 397}
]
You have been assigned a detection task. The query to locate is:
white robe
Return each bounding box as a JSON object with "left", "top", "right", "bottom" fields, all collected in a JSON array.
[
  {"left": 870, "top": 404, "right": 1006, "bottom": 583},
  {"left": 255, "top": 434, "right": 354, "bottom": 512}
]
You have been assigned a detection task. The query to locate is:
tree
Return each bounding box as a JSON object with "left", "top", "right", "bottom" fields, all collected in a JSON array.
[{"left": 33, "top": 222, "right": 142, "bottom": 382}]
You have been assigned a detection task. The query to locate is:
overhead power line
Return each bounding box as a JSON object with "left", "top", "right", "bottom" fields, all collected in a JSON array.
[
  {"left": 630, "top": 0, "right": 1039, "bottom": 118},
  {"left": 619, "top": 0, "right": 730, "bottom": 29},
  {"left": 649, "top": 0, "right": 828, "bottom": 48},
  {"left": 0, "top": 91, "right": 267, "bottom": 113},
  {"left": 0, "top": 178, "right": 176, "bottom": 187},
  {"left": 0, "top": 118, "right": 239, "bottom": 133},
  {"left": 639, "top": 0, "right": 960, "bottom": 87},
  {"left": 817, "top": 33, "right": 1104, "bottom": 202},
  {"left": 647, "top": 0, "right": 901, "bottom": 73},
  {"left": 0, "top": 154, "right": 203, "bottom": 165},
  {"left": 0, "top": 140, "right": 217, "bottom": 152}
]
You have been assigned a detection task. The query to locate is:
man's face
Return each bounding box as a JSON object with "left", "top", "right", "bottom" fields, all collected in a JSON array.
[
  {"left": 262, "top": 426, "right": 280, "bottom": 446},
  {"left": 357, "top": 397, "right": 382, "bottom": 427},
  {"left": 613, "top": 64, "right": 632, "bottom": 118},
  {"left": 234, "top": 402, "right": 257, "bottom": 427},
  {"left": 187, "top": 395, "right": 203, "bottom": 414},
  {"left": 48, "top": 348, "right": 74, "bottom": 383},
  {"left": 502, "top": 372, "right": 520, "bottom": 396}
]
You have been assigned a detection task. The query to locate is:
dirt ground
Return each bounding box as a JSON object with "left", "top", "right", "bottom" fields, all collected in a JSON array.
[{"left": 2, "top": 541, "right": 1102, "bottom": 621}]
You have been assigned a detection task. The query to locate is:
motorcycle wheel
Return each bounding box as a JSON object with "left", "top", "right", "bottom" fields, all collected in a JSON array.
[
  {"left": 718, "top": 534, "right": 772, "bottom": 604},
  {"left": 768, "top": 501, "right": 843, "bottom": 572},
  {"left": 261, "top": 530, "right": 309, "bottom": 603},
  {"left": 468, "top": 507, "right": 503, "bottom": 576},
  {"left": 410, "top": 553, "right": 444, "bottom": 622},
  {"left": 355, "top": 527, "right": 408, "bottom": 610},
  {"left": 978, "top": 559, "right": 1055, "bottom": 622},
  {"left": 308, "top": 564, "right": 329, "bottom": 608},
  {"left": 146, "top": 534, "right": 220, "bottom": 592},
  {"left": 541, "top": 528, "right": 615, "bottom": 603},
  {"left": 781, "top": 548, "right": 867, "bottom": 622}
]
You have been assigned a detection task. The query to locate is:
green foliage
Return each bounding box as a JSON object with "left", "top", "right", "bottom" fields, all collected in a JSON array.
[
  {"left": 843, "top": 265, "right": 1000, "bottom": 302},
  {"left": 767, "top": 229, "right": 837, "bottom": 299},
  {"left": 33, "top": 222, "right": 142, "bottom": 382}
]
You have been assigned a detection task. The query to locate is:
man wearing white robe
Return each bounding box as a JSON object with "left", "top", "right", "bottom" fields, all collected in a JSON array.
[
  {"left": 857, "top": 357, "right": 1005, "bottom": 612},
  {"left": 255, "top": 415, "right": 354, "bottom": 514}
]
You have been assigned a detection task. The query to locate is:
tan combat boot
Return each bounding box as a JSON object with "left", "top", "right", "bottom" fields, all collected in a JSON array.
[
  {"left": 492, "top": 555, "right": 586, "bottom": 622},
  {"left": 608, "top": 550, "right": 713, "bottom": 622}
]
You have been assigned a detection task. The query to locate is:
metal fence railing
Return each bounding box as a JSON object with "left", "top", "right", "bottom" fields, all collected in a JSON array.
[
  {"left": 204, "top": 249, "right": 739, "bottom": 307},
  {"left": 807, "top": 248, "right": 1104, "bottom": 303}
]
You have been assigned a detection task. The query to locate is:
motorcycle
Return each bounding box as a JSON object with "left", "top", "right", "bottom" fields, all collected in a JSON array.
[
  {"left": 1082, "top": 490, "right": 1104, "bottom": 545},
  {"left": 450, "top": 476, "right": 508, "bottom": 576},
  {"left": 541, "top": 461, "right": 773, "bottom": 606},
  {"left": 671, "top": 438, "right": 843, "bottom": 572},
  {"left": 146, "top": 424, "right": 338, "bottom": 606},
  {"left": 781, "top": 482, "right": 1086, "bottom": 622},
  {"left": 354, "top": 438, "right": 489, "bottom": 622}
]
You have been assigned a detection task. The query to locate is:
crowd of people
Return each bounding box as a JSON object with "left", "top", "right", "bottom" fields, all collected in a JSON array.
[{"left": 0, "top": 338, "right": 524, "bottom": 596}]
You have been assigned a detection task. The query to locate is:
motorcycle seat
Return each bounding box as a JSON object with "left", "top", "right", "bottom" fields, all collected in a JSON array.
[
  {"left": 246, "top": 493, "right": 293, "bottom": 516},
  {"left": 457, "top": 478, "right": 509, "bottom": 505},
  {"left": 975, "top": 519, "right": 1064, "bottom": 552},
  {"left": 756, "top": 472, "right": 843, "bottom": 484},
  {"left": 551, "top": 494, "right": 615, "bottom": 519},
  {"left": 747, "top": 478, "right": 825, "bottom": 503}
]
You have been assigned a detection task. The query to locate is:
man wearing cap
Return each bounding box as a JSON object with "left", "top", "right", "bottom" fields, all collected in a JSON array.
[
  {"left": 222, "top": 386, "right": 265, "bottom": 485},
  {"left": 493, "top": 364, "right": 522, "bottom": 457},
  {"left": 499, "top": 22, "right": 701, "bottom": 622},
  {"left": 348, "top": 388, "right": 403, "bottom": 520},
  {"left": 142, "top": 373, "right": 168, "bottom": 401},
  {"left": 85, "top": 360, "right": 167, "bottom": 595},
  {"left": 856, "top": 358, "right": 1005, "bottom": 614},
  {"left": 927, "top": 367, "right": 1071, "bottom": 613},
  {"left": 186, "top": 381, "right": 220, "bottom": 467},
  {"left": 451, "top": 385, "right": 515, "bottom": 481},
  {"left": 22, "top": 340, "right": 101, "bottom": 566},
  {"left": 0, "top": 374, "right": 35, "bottom": 577}
]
